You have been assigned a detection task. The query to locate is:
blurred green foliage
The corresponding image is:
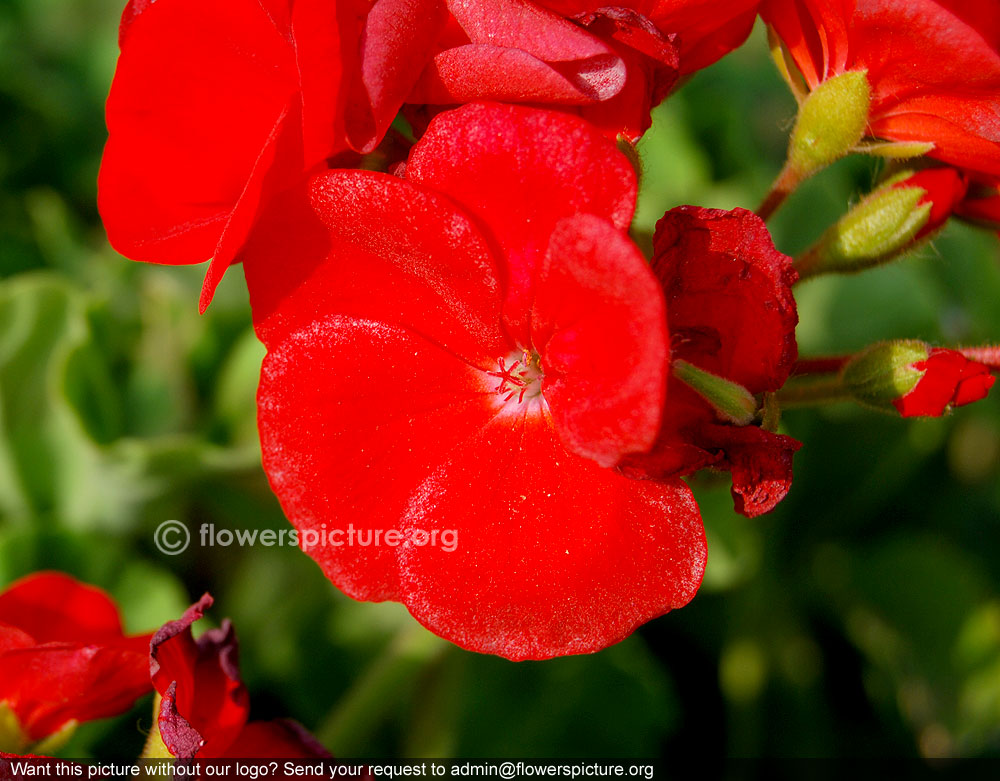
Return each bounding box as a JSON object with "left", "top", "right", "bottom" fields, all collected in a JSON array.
[{"left": 2, "top": 0, "right": 1000, "bottom": 763}]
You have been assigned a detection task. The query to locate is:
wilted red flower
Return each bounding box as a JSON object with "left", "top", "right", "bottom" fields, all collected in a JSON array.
[
  {"left": 0, "top": 572, "right": 152, "bottom": 751},
  {"left": 622, "top": 207, "right": 802, "bottom": 518},
  {"left": 762, "top": 0, "right": 1000, "bottom": 176},
  {"left": 149, "top": 595, "right": 328, "bottom": 759},
  {"left": 245, "top": 102, "right": 706, "bottom": 660}
]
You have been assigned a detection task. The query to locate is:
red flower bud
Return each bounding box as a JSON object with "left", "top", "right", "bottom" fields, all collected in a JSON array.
[
  {"left": 840, "top": 341, "right": 995, "bottom": 417},
  {"left": 622, "top": 206, "right": 802, "bottom": 517},
  {"left": 0, "top": 573, "right": 152, "bottom": 751},
  {"left": 895, "top": 348, "right": 996, "bottom": 418}
]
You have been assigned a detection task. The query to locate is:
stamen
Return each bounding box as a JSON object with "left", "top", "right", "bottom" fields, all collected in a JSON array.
[{"left": 488, "top": 350, "right": 544, "bottom": 405}]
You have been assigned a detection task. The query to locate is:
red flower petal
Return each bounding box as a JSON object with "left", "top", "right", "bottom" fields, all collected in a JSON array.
[
  {"left": 894, "top": 348, "right": 996, "bottom": 417},
  {"left": 0, "top": 573, "right": 152, "bottom": 742},
  {"left": 622, "top": 206, "right": 800, "bottom": 517},
  {"left": 258, "top": 316, "right": 500, "bottom": 603},
  {"left": 445, "top": 0, "right": 625, "bottom": 100},
  {"left": 956, "top": 176, "right": 1000, "bottom": 229},
  {"left": 653, "top": 206, "right": 799, "bottom": 393},
  {"left": 0, "top": 572, "right": 126, "bottom": 644},
  {"left": 761, "top": 0, "right": 852, "bottom": 87},
  {"left": 344, "top": 0, "right": 449, "bottom": 153},
  {"left": 890, "top": 166, "right": 968, "bottom": 238},
  {"left": 150, "top": 596, "right": 249, "bottom": 758},
  {"left": 696, "top": 424, "right": 802, "bottom": 518},
  {"left": 0, "top": 643, "right": 153, "bottom": 742},
  {"left": 533, "top": 214, "right": 667, "bottom": 466},
  {"left": 572, "top": 7, "right": 679, "bottom": 140},
  {"left": 406, "top": 102, "right": 637, "bottom": 343},
  {"left": 396, "top": 412, "right": 705, "bottom": 660},
  {"left": 245, "top": 170, "right": 505, "bottom": 358},
  {"left": 100, "top": 0, "right": 348, "bottom": 309},
  {"left": 535, "top": 0, "right": 758, "bottom": 74},
  {"left": 409, "top": 44, "right": 614, "bottom": 104}
]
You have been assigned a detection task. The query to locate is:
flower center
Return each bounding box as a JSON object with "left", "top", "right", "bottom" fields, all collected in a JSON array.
[{"left": 487, "top": 349, "right": 544, "bottom": 405}]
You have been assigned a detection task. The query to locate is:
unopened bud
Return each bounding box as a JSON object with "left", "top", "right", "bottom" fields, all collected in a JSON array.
[
  {"left": 841, "top": 341, "right": 994, "bottom": 417},
  {"left": 787, "top": 70, "right": 871, "bottom": 182},
  {"left": 796, "top": 166, "right": 968, "bottom": 278}
]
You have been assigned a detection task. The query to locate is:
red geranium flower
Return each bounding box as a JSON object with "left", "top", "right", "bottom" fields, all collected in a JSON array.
[
  {"left": 0, "top": 573, "right": 152, "bottom": 752},
  {"left": 244, "top": 102, "right": 706, "bottom": 660},
  {"left": 622, "top": 207, "right": 802, "bottom": 518},
  {"left": 762, "top": 0, "right": 1000, "bottom": 176},
  {"left": 149, "top": 595, "right": 328, "bottom": 759}
]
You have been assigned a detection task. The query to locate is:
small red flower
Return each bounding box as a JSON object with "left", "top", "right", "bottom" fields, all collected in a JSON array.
[
  {"left": 623, "top": 207, "right": 802, "bottom": 518},
  {"left": 0, "top": 573, "right": 152, "bottom": 750},
  {"left": 150, "top": 595, "right": 328, "bottom": 759},
  {"left": 245, "top": 103, "right": 706, "bottom": 660},
  {"left": 762, "top": 0, "right": 1000, "bottom": 176},
  {"left": 895, "top": 349, "right": 995, "bottom": 418}
]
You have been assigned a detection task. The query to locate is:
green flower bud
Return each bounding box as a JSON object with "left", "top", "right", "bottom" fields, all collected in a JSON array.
[
  {"left": 787, "top": 70, "right": 871, "bottom": 182},
  {"left": 840, "top": 340, "right": 929, "bottom": 410},
  {"left": 796, "top": 179, "right": 931, "bottom": 278}
]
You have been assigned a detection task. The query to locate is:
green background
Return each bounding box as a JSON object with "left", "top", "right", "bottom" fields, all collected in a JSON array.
[{"left": 3, "top": 0, "right": 1000, "bottom": 762}]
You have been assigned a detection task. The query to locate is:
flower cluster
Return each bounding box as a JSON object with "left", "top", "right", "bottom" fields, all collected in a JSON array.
[
  {"left": 98, "top": 0, "right": 1000, "bottom": 660},
  {"left": 0, "top": 573, "right": 325, "bottom": 760}
]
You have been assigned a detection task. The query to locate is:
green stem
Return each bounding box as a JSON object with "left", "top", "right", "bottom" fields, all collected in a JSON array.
[
  {"left": 314, "top": 625, "right": 447, "bottom": 753},
  {"left": 960, "top": 345, "right": 1000, "bottom": 370},
  {"left": 757, "top": 164, "right": 802, "bottom": 222},
  {"left": 793, "top": 356, "right": 850, "bottom": 375},
  {"left": 775, "top": 375, "right": 851, "bottom": 408},
  {"left": 793, "top": 245, "right": 823, "bottom": 281}
]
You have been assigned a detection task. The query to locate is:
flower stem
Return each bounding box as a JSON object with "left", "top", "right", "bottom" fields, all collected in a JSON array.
[
  {"left": 314, "top": 625, "right": 447, "bottom": 753},
  {"left": 757, "top": 164, "right": 802, "bottom": 222},
  {"left": 793, "top": 356, "right": 850, "bottom": 375},
  {"left": 960, "top": 345, "right": 1000, "bottom": 370},
  {"left": 775, "top": 375, "right": 851, "bottom": 408}
]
